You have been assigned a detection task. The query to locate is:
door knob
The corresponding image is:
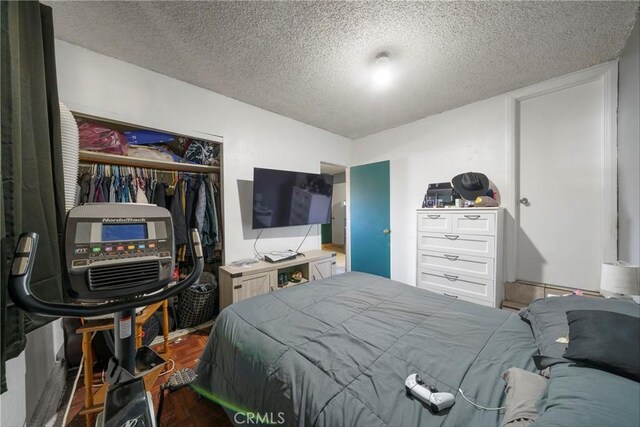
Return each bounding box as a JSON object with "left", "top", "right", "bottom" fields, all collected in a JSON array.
[
  {"left": 519, "top": 197, "right": 529, "bottom": 205},
  {"left": 383, "top": 229, "right": 391, "bottom": 234}
]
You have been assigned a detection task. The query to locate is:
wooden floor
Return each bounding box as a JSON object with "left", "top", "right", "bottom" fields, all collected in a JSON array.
[
  {"left": 321, "top": 243, "right": 345, "bottom": 254},
  {"left": 57, "top": 328, "right": 232, "bottom": 427}
]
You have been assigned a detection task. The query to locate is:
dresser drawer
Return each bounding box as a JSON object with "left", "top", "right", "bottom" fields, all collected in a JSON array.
[
  {"left": 417, "top": 232, "right": 496, "bottom": 258},
  {"left": 417, "top": 212, "right": 452, "bottom": 233},
  {"left": 452, "top": 213, "right": 495, "bottom": 235},
  {"left": 417, "top": 250, "right": 494, "bottom": 280},
  {"left": 417, "top": 268, "right": 494, "bottom": 304}
]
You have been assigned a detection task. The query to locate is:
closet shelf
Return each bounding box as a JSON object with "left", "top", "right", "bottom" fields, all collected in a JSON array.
[{"left": 79, "top": 150, "right": 220, "bottom": 173}]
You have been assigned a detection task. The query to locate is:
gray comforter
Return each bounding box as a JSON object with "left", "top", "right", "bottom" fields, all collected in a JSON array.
[{"left": 195, "top": 272, "right": 538, "bottom": 426}]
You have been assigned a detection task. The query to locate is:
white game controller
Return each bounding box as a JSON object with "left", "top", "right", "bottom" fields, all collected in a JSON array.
[{"left": 405, "top": 373, "right": 455, "bottom": 413}]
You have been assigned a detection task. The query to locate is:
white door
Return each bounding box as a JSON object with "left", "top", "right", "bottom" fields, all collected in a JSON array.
[
  {"left": 518, "top": 79, "right": 605, "bottom": 291},
  {"left": 331, "top": 183, "right": 346, "bottom": 245}
]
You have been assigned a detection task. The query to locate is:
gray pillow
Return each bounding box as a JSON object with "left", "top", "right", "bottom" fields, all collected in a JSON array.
[
  {"left": 501, "top": 368, "right": 548, "bottom": 427},
  {"left": 534, "top": 364, "right": 640, "bottom": 427},
  {"left": 519, "top": 296, "right": 640, "bottom": 365}
]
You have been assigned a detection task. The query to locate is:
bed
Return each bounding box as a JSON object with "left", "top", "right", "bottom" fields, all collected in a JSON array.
[{"left": 194, "top": 272, "right": 640, "bottom": 426}]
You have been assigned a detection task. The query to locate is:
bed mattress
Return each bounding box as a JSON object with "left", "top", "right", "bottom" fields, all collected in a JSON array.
[{"left": 194, "top": 272, "right": 538, "bottom": 426}]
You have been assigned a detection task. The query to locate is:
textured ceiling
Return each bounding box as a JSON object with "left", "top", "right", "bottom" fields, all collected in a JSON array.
[{"left": 48, "top": 1, "right": 639, "bottom": 139}]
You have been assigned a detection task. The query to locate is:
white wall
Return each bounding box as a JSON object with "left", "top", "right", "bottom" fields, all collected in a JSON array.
[
  {"left": 53, "top": 40, "right": 352, "bottom": 263},
  {"left": 0, "top": 353, "right": 26, "bottom": 426},
  {"left": 618, "top": 18, "right": 640, "bottom": 265},
  {"left": 351, "top": 95, "right": 508, "bottom": 285},
  {"left": 351, "top": 63, "right": 624, "bottom": 288},
  {"left": 0, "top": 321, "right": 63, "bottom": 427},
  {"left": 24, "top": 321, "right": 64, "bottom": 419}
]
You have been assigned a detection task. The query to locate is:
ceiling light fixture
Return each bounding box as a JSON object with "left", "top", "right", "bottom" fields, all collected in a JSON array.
[{"left": 372, "top": 52, "right": 393, "bottom": 90}]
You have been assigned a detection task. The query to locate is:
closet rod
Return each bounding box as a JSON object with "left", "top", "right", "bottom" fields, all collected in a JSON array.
[
  {"left": 78, "top": 163, "right": 210, "bottom": 177},
  {"left": 79, "top": 150, "right": 220, "bottom": 174}
]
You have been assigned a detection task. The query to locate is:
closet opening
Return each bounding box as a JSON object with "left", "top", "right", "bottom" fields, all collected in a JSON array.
[
  {"left": 320, "top": 162, "right": 347, "bottom": 274},
  {"left": 64, "top": 112, "right": 225, "bottom": 398}
]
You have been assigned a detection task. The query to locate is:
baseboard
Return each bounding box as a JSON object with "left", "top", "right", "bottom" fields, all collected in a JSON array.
[
  {"left": 504, "top": 281, "right": 601, "bottom": 307},
  {"left": 26, "top": 359, "right": 67, "bottom": 427},
  {"left": 149, "top": 319, "right": 215, "bottom": 348}
]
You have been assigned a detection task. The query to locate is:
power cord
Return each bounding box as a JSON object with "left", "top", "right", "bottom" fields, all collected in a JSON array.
[
  {"left": 61, "top": 331, "right": 97, "bottom": 426},
  {"left": 159, "top": 359, "right": 176, "bottom": 376},
  {"left": 294, "top": 225, "right": 314, "bottom": 255},
  {"left": 253, "top": 229, "right": 264, "bottom": 260},
  {"left": 458, "top": 388, "right": 505, "bottom": 411}
]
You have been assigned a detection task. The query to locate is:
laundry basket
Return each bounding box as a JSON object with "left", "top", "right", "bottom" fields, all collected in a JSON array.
[{"left": 177, "top": 272, "right": 218, "bottom": 328}]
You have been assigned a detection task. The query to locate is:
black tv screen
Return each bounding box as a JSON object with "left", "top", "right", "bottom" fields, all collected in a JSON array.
[{"left": 252, "top": 167, "right": 334, "bottom": 229}]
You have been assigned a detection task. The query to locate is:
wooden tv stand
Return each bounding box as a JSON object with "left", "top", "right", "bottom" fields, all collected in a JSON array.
[{"left": 219, "top": 250, "right": 337, "bottom": 310}]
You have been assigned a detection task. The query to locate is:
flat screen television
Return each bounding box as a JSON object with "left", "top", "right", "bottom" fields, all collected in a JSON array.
[{"left": 252, "top": 167, "right": 334, "bottom": 229}]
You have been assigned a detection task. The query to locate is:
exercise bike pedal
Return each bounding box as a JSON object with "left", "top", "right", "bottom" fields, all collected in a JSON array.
[{"left": 164, "top": 368, "right": 197, "bottom": 392}]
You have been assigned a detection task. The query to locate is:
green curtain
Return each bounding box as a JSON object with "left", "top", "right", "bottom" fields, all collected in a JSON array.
[{"left": 1, "top": 0, "right": 65, "bottom": 394}]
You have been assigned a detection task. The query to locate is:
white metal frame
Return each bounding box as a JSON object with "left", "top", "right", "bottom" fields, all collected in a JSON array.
[{"left": 504, "top": 61, "right": 619, "bottom": 282}]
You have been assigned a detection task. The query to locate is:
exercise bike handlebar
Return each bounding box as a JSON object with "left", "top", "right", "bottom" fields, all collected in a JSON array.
[{"left": 8, "top": 229, "right": 205, "bottom": 318}]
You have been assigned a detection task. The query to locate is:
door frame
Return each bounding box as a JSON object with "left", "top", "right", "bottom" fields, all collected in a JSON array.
[
  {"left": 346, "top": 167, "right": 351, "bottom": 272},
  {"left": 504, "top": 60, "right": 618, "bottom": 283}
]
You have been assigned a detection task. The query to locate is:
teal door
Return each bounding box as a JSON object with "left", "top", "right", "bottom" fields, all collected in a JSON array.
[{"left": 350, "top": 161, "right": 390, "bottom": 278}]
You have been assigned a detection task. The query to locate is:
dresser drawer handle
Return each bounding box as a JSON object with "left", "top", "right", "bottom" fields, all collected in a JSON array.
[
  {"left": 443, "top": 292, "right": 459, "bottom": 299},
  {"left": 464, "top": 214, "right": 481, "bottom": 220},
  {"left": 443, "top": 274, "right": 459, "bottom": 281},
  {"left": 444, "top": 254, "right": 459, "bottom": 261},
  {"left": 427, "top": 214, "right": 441, "bottom": 219},
  {"left": 233, "top": 284, "right": 243, "bottom": 290},
  {"left": 444, "top": 234, "right": 459, "bottom": 240}
]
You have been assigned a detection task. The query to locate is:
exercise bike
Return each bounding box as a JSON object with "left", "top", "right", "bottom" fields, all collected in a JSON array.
[{"left": 8, "top": 203, "right": 204, "bottom": 427}]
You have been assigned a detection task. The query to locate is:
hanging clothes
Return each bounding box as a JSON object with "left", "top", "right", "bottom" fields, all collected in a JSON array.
[
  {"left": 212, "top": 180, "right": 223, "bottom": 250},
  {"left": 74, "top": 164, "right": 222, "bottom": 265},
  {"left": 78, "top": 173, "right": 91, "bottom": 205},
  {"left": 208, "top": 178, "right": 220, "bottom": 242},
  {"left": 102, "top": 176, "right": 111, "bottom": 202},
  {"left": 75, "top": 183, "right": 82, "bottom": 207},
  {"left": 153, "top": 182, "right": 167, "bottom": 208},
  {"left": 127, "top": 174, "right": 136, "bottom": 202},
  {"left": 170, "top": 179, "right": 188, "bottom": 247},
  {"left": 145, "top": 178, "right": 154, "bottom": 203},
  {"left": 184, "top": 178, "right": 196, "bottom": 228},
  {"left": 179, "top": 179, "right": 188, "bottom": 260},
  {"left": 136, "top": 177, "right": 149, "bottom": 204},
  {"left": 88, "top": 175, "right": 99, "bottom": 203},
  {"left": 195, "top": 179, "right": 206, "bottom": 234},
  {"left": 200, "top": 177, "right": 221, "bottom": 261},
  {"left": 94, "top": 176, "right": 105, "bottom": 202}
]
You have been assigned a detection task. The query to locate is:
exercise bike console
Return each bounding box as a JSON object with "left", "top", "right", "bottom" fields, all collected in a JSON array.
[
  {"left": 65, "top": 203, "right": 175, "bottom": 301},
  {"left": 9, "top": 206, "right": 204, "bottom": 318}
]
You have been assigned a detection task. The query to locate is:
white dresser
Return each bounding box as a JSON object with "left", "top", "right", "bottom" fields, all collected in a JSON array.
[{"left": 416, "top": 208, "right": 504, "bottom": 307}]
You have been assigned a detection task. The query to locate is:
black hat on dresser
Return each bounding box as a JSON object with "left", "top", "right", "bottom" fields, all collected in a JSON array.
[{"left": 451, "top": 172, "right": 490, "bottom": 201}]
